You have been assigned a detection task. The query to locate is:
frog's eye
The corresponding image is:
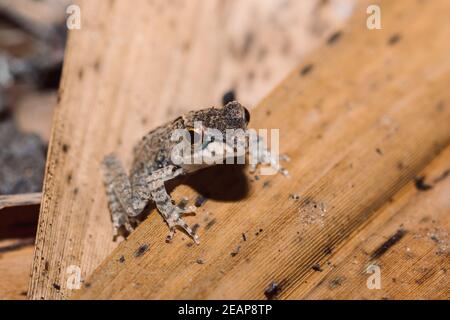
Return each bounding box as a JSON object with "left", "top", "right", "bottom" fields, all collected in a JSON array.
[
  {"left": 244, "top": 107, "right": 251, "bottom": 124},
  {"left": 187, "top": 128, "right": 202, "bottom": 144}
]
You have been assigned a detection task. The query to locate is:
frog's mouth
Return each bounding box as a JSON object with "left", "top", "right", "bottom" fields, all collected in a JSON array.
[{"left": 198, "top": 133, "right": 247, "bottom": 164}]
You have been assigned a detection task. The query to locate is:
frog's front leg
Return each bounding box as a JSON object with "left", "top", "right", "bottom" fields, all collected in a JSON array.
[
  {"left": 102, "top": 154, "right": 155, "bottom": 237},
  {"left": 247, "top": 131, "right": 290, "bottom": 176},
  {"left": 147, "top": 166, "right": 199, "bottom": 244}
]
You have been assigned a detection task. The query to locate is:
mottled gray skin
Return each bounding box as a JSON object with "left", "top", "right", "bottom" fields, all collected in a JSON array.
[
  {"left": 102, "top": 102, "right": 286, "bottom": 244},
  {"left": 132, "top": 101, "right": 248, "bottom": 175}
]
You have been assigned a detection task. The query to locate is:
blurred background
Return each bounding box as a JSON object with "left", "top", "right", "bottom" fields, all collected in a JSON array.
[
  {"left": 0, "top": 0, "right": 354, "bottom": 299},
  {"left": 0, "top": 0, "right": 68, "bottom": 195}
]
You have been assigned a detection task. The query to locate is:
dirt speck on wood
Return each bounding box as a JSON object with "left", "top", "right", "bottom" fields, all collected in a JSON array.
[
  {"left": 312, "top": 263, "right": 323, "bottom": 272},
  {"left": 370, "top": 228, "right": 407, "bottom": 260},
  {"left": 230, "top": 245, "right": 241, "bottom": 257},
  {"left": 134, "top": 244, "right": 149, "bottom": 258},
  {"left": 414, "top": 176, "right": 433, "bottom": 191},
  {"left": 264, "top": 282, "right": 281, "bottom": 300},
  {"left": 194, "top": 195, "right": 208, "bottom": 208}
]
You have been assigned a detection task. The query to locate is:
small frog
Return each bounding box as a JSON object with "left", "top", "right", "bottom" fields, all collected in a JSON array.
[{"left": 102, "top": 102, "right": 287, "bottom": 244}]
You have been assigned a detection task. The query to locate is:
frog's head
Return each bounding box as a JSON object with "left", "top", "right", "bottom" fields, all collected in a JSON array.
[
  {"left": 180, "top": 101, "right": 250, "bottom": 170},
  {"left": 183, "top": 101, "right": 250, "bottom": 132}
]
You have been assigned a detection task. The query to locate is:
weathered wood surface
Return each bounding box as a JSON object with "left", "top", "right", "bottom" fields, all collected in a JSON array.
[
  {"left": 28, "top": 0, "right": 351, "bottom": 299},
  {"left": 72, "top": 0, "right": 450, "bottom": 299},
  {"left": 0, "top": 239, "right": 35, "bottom": 300},
  {"left": 299, "top": 147, "right": 450, "bottom": 300}
]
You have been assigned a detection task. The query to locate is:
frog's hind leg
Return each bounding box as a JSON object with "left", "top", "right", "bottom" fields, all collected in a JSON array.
[
  {"left": 146, "top": 166, "right": 199, "bottom": 244},
  {"left": 102, "top": 154, "right": 149, "bottom": 236},
  {"left": 104, "top": 184, "right": 134, "bottom": 237}
]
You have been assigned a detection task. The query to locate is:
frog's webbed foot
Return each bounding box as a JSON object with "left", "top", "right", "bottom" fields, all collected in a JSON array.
[
  {"left": 165, "top": 211, "right": 200, "bottom": 245},
  {"left": 147, "top": 167, "right": 200, "bottom": 244},
  {"left": 164, "top": 206, "right": 200, "bottom": 244},
  {"left": 247, "top": 132, "right": 290, "bottom": 177}
]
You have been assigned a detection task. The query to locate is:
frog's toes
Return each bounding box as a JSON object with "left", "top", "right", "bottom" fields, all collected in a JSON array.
[
  {"left": 166, "top": 217, "right": 200, "bottom": 245},
  {"left": 279, "top": 167, "right": 290, "bottom": 177},
  {"left": 111, "top": 214, "right": 136, "bottom": 240},
  {"left": 280, "top": 154, "right": 291, "bottom": 162}
]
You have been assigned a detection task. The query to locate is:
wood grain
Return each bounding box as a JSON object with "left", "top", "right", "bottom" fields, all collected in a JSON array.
[
  {"left": 28, "top": 0, "right": 352, "bottom": 299},
  {"left": 72, "top": 0, "right": 450, "bottom": 299}
]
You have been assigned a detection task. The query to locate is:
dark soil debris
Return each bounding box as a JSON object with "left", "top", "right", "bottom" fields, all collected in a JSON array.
[
  {"left": 312, "top": 264, "right": 323, "bottom": 272},
  {"left": 194, "top": 195, "right": 208, "bottom": 208},
  {"left": 62, "top": 143, "right": 70, "bottom": 153},
  {"left": 388, "top": 33, "right": 402, "bottom": 45},
  {"left": 329, "top": 277, "right": 345, "bottom": 289},
  {"left": 414, "top": 176, "right": 433, "bottom": 191},
  {"left": 430, "top": 234, "right": 439, "bottom": 243},
  {"left": 371, "top": 228, "right": 406, "bottom": 260},
  {"left": 289, "top": 194, "right": 300, "bottom": 200},
  {"left": 327, "top": 31, "right": 342, "bottom": 45},
  {"left": 205, "top": 218, "right": 216, "bottom": 230},
  {"left": 264, "top": 282, "right": 281, "bottom": 300},
  {"left": 134, "top": 244, "right": 149, "bottom": 258},
  {"left": 230, "top": 245, "right": 241, "bottom": 257},
  {"left": 300, "top": 64, "right": 314, "bottom": 76}
]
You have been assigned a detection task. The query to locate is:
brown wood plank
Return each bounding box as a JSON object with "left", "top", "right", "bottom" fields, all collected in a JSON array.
[
  {"left": 73, "top": 0, "right": 450, "bottom": 299},
  {"left": 28, "top": 0, "right": 350, "bottom": 299}
]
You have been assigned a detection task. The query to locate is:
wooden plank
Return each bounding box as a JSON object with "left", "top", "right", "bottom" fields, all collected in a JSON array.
[
  {"left": 298, "top": 147, "right": 450, "bottom": 299},
  {"left": 0, "top": 193, "right": 41, "bottom": 210},
  {"left": 28, "top": 0, "right": 351, "bottom": 299},
  {"left": 73, "top": 0, "right": 450, "bottom": 299},
  {"left": 0, "top": 238, "right": 35, "bottom": 300}
]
